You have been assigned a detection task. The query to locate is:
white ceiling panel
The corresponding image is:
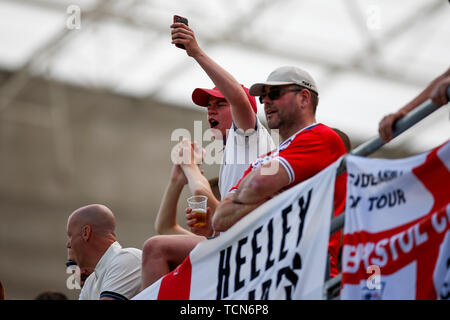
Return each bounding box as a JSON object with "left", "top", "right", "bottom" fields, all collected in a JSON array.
[
  {"left": 0, "top": 1, "right": 65, "bottom": 69},
  {"left": 0, "top": 0, "right": 448, "bottom": 154}
]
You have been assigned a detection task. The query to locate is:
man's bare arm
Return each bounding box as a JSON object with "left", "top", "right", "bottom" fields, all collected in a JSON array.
[
  {"left": 379, "top": 67, "right": 450, "bottom": 142},
  {"left": 154, "top": 165, "right": 194, "bottom": 236},
  {"left": 182, "top": 164, "right": 220, "bottom": 213},
  {"left": 213, "top": 160, "right": 290, "bottom": 232},
  {"left": 212, "top": 194, "right": 262, "bottom": 232},
  {"left": 178, "top": 140, "right": 220, "bottom": 213},
  {"left": 171, "top": 22, "right": 256, "bottom": 131}
]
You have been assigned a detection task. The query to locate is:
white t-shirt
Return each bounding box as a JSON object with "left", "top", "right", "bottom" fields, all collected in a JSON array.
[
  {"left": 219, "top": 116, "right": 275, "bottom": 199},
  {"left": 79, "top": 241, "right": 142, "bottom": 300}
]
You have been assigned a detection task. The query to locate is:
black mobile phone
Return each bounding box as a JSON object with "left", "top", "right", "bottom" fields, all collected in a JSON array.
[{"left": 173, "top": 15, "right": 188, "bottom": 49}]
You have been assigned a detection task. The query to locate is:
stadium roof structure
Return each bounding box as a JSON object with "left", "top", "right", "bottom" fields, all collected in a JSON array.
[{"left": 0, "top": 0, "right": 449, "bottom": 154}]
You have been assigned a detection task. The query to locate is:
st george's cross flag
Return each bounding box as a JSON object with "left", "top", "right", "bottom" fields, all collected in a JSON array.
[
  {"left": 133, "top": 158, "right": 343, "bottom": 300},
  {"left": 341, "top": 140, "right": 450, "bottom": 300}
]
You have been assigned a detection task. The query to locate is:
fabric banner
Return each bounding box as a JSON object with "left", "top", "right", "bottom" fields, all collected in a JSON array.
[
  {"left": 341, "top": 141, "right": 450, "bottom": 300},
  {"left": 133, "top": 158, "right": 342, "bottom": 300}
]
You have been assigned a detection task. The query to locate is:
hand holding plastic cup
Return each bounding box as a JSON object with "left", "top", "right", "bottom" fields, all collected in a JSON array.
[{"left": 187, "top": 195, "right": 208, "bottom": 227}]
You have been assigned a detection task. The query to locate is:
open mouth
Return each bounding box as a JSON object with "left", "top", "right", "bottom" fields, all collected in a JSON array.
[
  {"left": 209, "top": 119, "right": 219, "bottom": 128},
  {"left": 265, "top": 109, "right": 277, "bottom": 117}
]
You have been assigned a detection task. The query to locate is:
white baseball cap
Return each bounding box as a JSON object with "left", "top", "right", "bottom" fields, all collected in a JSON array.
[{"left": 249, "top": 66, "right": 318, "bottom": 96}]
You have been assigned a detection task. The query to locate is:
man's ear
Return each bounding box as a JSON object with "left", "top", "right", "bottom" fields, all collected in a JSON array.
[
  {"left": 298, "top": 89, "right": 310, "bottom": 109},
  {"left": 81, "top": 225, "right": 92, "bottom": 241}
]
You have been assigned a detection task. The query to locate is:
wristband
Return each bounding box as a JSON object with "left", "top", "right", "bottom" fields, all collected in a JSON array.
[{"left": 206, "top": 230, "right": 217, "bottom": 240}]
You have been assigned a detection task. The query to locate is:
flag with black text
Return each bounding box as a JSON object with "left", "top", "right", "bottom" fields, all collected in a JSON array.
[{"left": 133, "top": 158, "right": 342, "bottom": 300}]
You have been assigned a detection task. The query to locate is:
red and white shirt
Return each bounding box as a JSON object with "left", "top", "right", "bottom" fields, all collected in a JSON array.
[
  {"left": 230, "top": 123, "right": 347, "bottom": 277},
  {"left": 231, "top": 123, "right": 345, "bottom": 190}
]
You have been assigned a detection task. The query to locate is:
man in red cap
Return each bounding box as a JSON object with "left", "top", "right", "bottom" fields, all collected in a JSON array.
[
  {"left": 175, "top": 26, "right": 275, "bottom": 201},
  {"left": 190, "top": 84, "right": 274, "bottom": 200},
  {"left": 139, "top": 21, "right": 274, "bottom": 290}
]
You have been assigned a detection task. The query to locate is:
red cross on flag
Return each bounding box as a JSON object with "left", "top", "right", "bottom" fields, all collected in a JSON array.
[{"left": 341, "top": 140, "right": 450, "bottom": 300}]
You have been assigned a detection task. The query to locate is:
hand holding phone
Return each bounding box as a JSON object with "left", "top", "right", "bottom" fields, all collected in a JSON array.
[{"left": 173, "top": 15, "right": 189, "bottom": 49}]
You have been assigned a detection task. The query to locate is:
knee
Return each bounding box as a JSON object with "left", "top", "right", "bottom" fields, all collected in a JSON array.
[{"left": 142, "top": 236, "right": 167, "bottom": 264}]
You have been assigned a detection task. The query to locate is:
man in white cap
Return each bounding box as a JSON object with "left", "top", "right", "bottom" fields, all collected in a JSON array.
[{"left": 212, "top": 66, "right": 347, "bottom": 277}]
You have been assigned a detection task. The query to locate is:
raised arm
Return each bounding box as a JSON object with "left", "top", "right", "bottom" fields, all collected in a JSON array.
[
  {"left": 154, "top": 164, "right": 194, "bottom": 236},
  {"left": 182, "top": 164, "right": 220, "bottom": 213},
  {"left": 176, "top": 139, "right": 220, "bottom": 213},
  {"left": 212, "top": 160, "right": 290, "bottom": 232},
  {"left": 379, "top": 67, "right": 450, "bottom": 142},
  {"left": 171, "top": 22, "right": 256, "bottom": 131}
]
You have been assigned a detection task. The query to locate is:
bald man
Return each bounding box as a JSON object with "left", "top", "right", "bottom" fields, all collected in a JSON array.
[{"left": 66, "top": 204, "right": 142, "bottom": 300}]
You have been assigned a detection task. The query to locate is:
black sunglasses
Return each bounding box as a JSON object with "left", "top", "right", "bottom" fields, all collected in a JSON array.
[{"left": 258, "top": 88, "right": 303, "bottom": 104}]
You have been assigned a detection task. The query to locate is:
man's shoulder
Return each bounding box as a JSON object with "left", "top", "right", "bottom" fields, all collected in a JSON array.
[
  {"left": 293, "top": 123, "right": 339, "bottom": 143},
  {"left": 99, "top": 247, "right": 141, "bottom": 284},
  {"left": 99, "top": 247, "right": 142, "bottom": 300},
  {"left": 310, "top": 124, "right": 347, "bottom": 152},
  {"left": 282, "top": 124, "right": 345, "bottom": 155},
  {"left": 302, "top": 123, "right": 333, "bottom": 135},
  {"left": 108, "top": 247, "right": 142, "bottom": 268}
]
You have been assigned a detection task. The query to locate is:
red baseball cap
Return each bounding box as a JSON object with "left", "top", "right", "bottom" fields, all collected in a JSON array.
[{"left": 192, "top": 85, "right": 258, "bottom": 113}]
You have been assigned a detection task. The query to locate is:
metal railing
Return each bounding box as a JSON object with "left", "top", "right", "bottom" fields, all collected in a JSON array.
[{"left": 324, "top": 87, "right": 450, "bottom": 299}]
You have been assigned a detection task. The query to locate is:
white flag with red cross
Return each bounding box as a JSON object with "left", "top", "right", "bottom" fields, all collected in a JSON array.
[{"left": 341, "top": 140, "right": 450, "bottom": 300}]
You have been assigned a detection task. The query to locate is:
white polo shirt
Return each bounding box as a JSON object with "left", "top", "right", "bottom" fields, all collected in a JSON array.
[
  {"left": 219, "top": 116, "right": 275, "bottom": 199},
  {"left": 79, "top": 241, "right": 142, "bottom": 300}
]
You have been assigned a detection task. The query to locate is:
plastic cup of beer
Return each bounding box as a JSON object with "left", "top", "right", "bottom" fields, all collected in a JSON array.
[{"left": 187, "top": 195, "right": 207, "bottom": 227}]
